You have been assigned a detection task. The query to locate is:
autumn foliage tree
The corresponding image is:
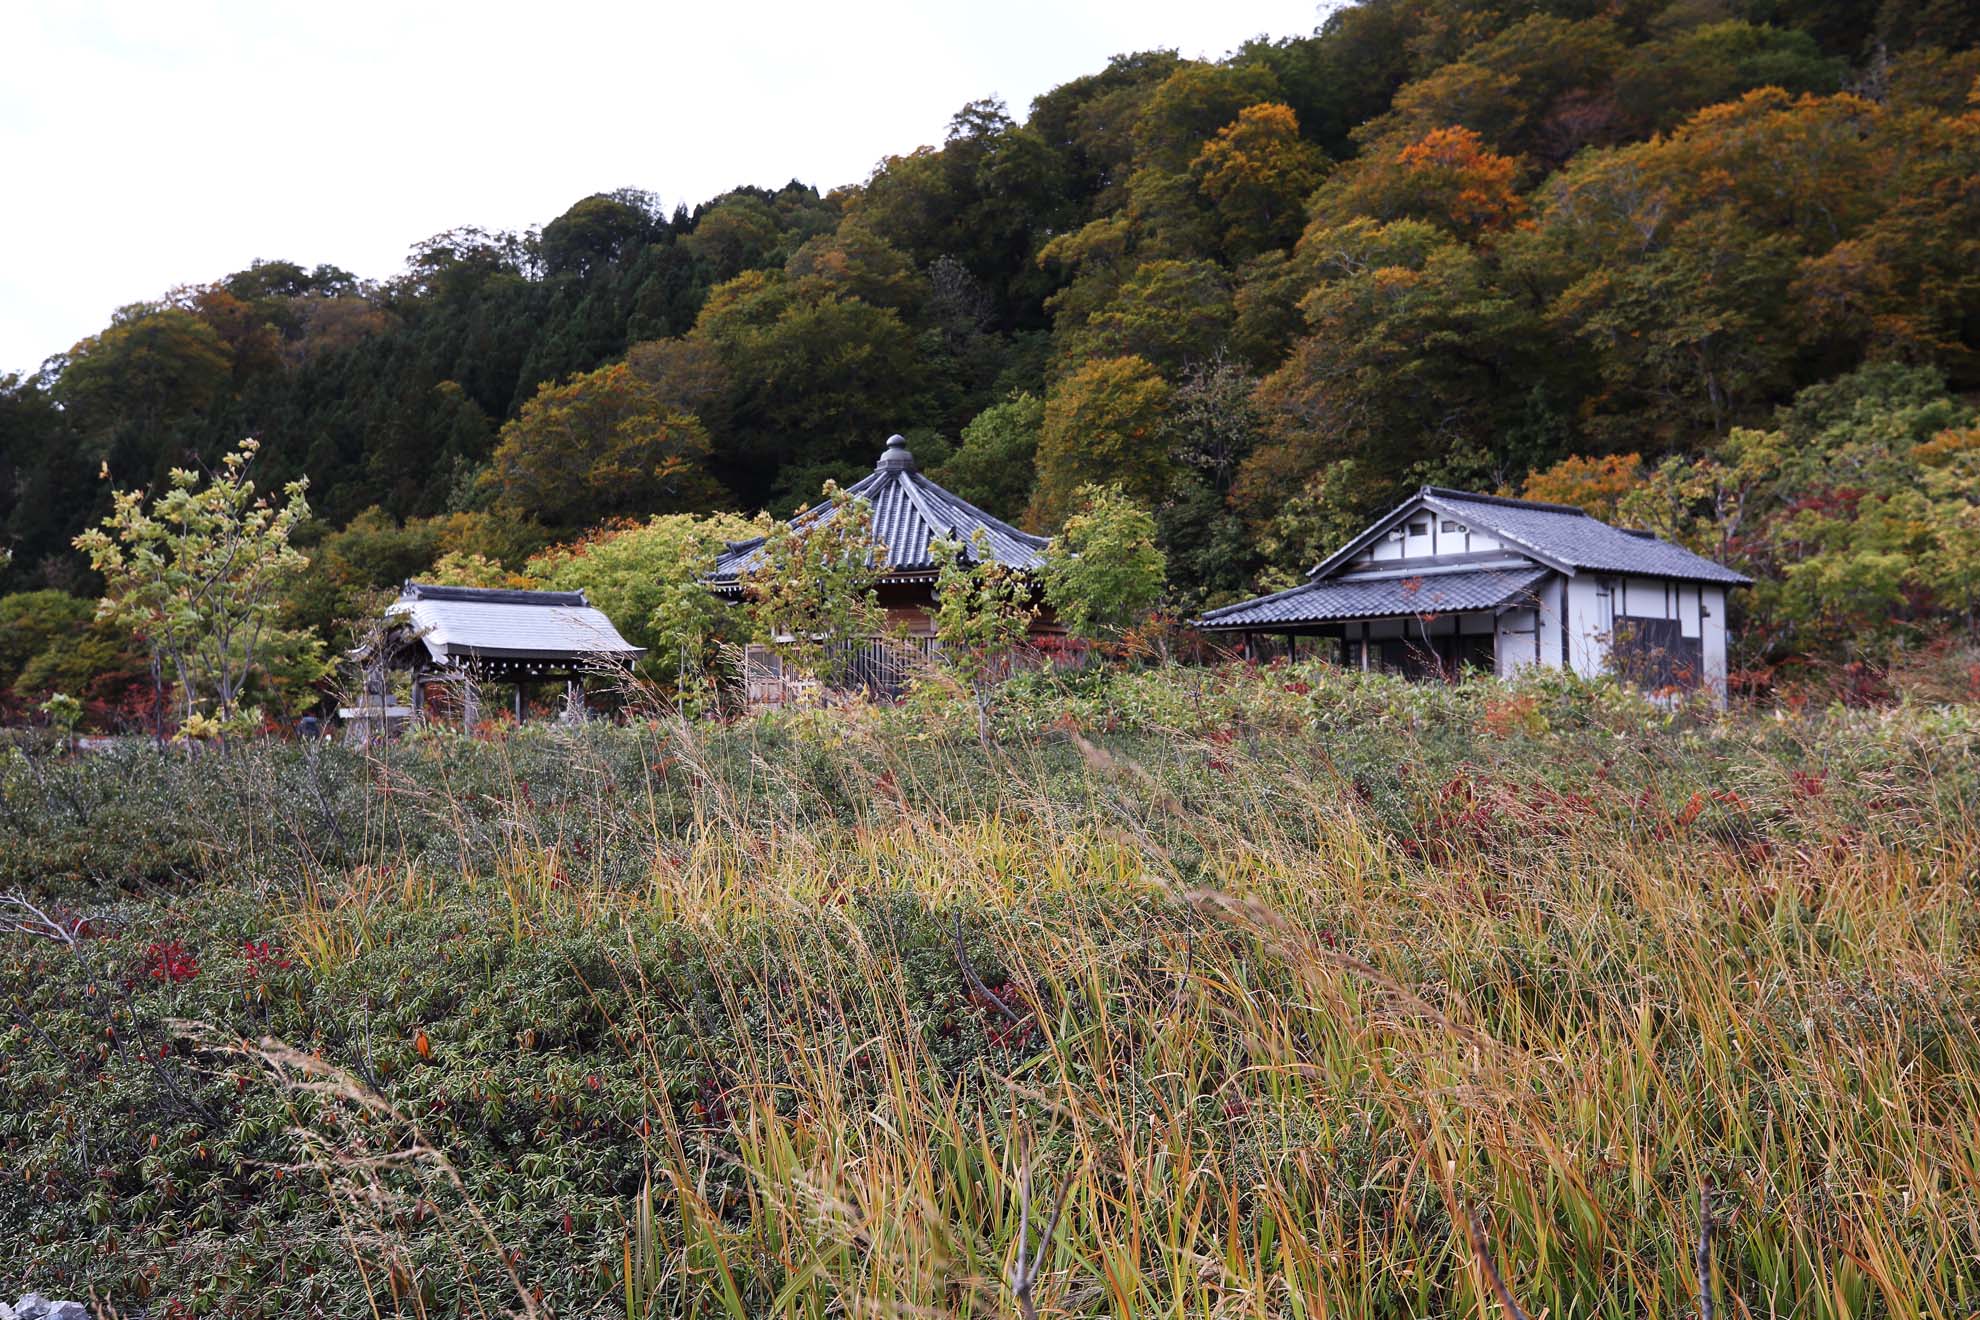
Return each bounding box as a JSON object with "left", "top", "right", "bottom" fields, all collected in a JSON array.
[
  {"left": 484, "top": 361, "right": 724, "bottom": 530},
  {"left": 1527, "top": 366, "right": 1980, "bottom": 665},
  {"left": 1030, "top": 356, "right": 1174, "bottom": 530},
  {"left": 1190, "top": 102, "right": 1329, "bottom": 259},
  {"left": 1312, "top": 126, "right": 1524, "bottom": 236},
  {"left": 1519, "top": 453, "right": 1645, "bottom": 523}
]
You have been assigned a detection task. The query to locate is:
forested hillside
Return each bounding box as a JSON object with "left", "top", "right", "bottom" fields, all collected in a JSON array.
[{"left": 4, "top": 0, "right": 1978, "bottom": 713}]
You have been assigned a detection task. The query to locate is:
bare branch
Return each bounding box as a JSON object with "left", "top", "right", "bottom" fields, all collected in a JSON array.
[
  {"left": 954, "top": 911, "right": 1025, "bottom": 1026},
  {"left": 0, "top": 892, "right": 96, "bottom": 948},
  {"left": 1697, "top": 1183, "right": 1717, "bottom": 1320},
  {"left": 1466, "top": 1208, "right": 1532, "bottom": 1320},
  {"left": 1008, "top": 1138, "right": 1077, "bottom": 1320}
]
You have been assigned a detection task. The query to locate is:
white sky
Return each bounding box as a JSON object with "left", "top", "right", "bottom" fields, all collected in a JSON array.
[{"left": 1, "top": 0, "right": 1330, "bottom": 378}]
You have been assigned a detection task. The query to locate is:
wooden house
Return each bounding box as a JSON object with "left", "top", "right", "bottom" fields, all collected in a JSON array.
[
  {"left": 1194, "top": 487, "right": 1750, "bottom": 701},
  {"left": 705, "top": 435, "right": 1059, "bottom": 703},
  {"left": 346, "top": 582, "right": 644, "bottom": 737}
]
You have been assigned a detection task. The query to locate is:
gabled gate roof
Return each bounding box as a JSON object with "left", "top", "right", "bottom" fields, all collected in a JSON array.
[{"left": 378, "top": 582, "right": 644, "bottom": 663}]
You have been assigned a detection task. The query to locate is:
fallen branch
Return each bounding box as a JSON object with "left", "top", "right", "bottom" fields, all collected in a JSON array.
[{"left": 954, "top": 912, "right": 1025, "bottom": 1027}]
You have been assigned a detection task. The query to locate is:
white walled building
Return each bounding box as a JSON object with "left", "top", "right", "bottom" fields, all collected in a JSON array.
[{"left": 1194, "top": 487, "right": 1750, "bottom": 701}]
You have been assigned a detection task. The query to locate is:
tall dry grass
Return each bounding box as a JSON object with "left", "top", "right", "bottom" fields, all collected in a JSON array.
[{"left": 258, "top": 671, "right": 1980, "bottom": 1319}]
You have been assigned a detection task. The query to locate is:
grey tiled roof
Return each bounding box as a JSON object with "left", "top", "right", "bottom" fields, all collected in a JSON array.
[
  {"left": 708, "top": 436, "right": 1049, "bottom": 587},
  {"left": 1316, "top": 488, "right": 1750, "bottom": 585},
  {"left": 386, "top": 582, "right": 644, "bottom": 661},
  {"left": 1195, "top": 566, "right": 1552, "bottom": 629}
]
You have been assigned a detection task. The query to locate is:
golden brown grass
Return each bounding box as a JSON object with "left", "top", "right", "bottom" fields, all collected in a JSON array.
[{"left": 264, "top": 674, "right": 1980, "bottom": 1318}]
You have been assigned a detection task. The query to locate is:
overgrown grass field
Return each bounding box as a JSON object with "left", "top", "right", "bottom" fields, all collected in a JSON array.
[{"left": 4, "top": 665, "right": 1977, "bottom": 1318}]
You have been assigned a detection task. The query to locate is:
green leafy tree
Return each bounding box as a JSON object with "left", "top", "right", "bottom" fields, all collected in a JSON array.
[
  {"left": 682, "top": 193, "right": 794, "bottom": 282},
  {"left": 1543, "top": 208, "right": 1800, "bottom": 444},
  {"left": 1031, "top": 356, "right": 1174, "bottom": 530},
  {"left": 930, "top": 393, "right": 1044, "bottom": 517},
  {"left": 784, "top": 224, "right": 929, "bottom": 313},
  {"left": 1157, "top": 356, "right": 1267, "bottom": 607},
  {"left": 739, "top": 486, "right": 887, "bottom": 686},
  {"left": 1243, "top": 218, "right": 1555, "bottom": 524},
  {"left": 541, "top": 191, "right": 663, "bottom": 278},
  {"left": 1025, "top": 50, "right": 1184, "bottom": 214},
  {"left": 74, "top": 437, "right": 325, "bottom": 730},
  {"left": 527, "top": 512, "right": 755, "bottom": 697},
  {"left": 848, "top": 99, "right": 1071, "bottom": 323},
  {"left": 691, "top": 273, "right": 935, "bottom": 504},
  {"left": 54, "top": 306, "right": 232, "bottom": 441},
  {"left": 1601, "top": 365, "right": 1980, "bottom": 662},
  {"left": 1058, "top": 260, "right": 1234, "bottom": 376},
  {"left": 1043, "top": 485, "right": 1166, "bottom": 642},
  {"left": 1613, "top": 22, "right": 1843, "bottom": 133},
  {"left": 0, "top": 591, "right": 93, "bottom": 693},
  {"left": 1353, "top": 15, "right": 1628, "bottom": 164},
  {"left": 426, "top": 551, "right": 515, "bottom": 588},
  {"left": 928, "top": 530, "right": 1038, "bottom": 745},
  {"left": 1251, "top": 459, "right": 1379, "bottom": 592},
  {"left": 1131, "top": 62, "right": 1282, "bottom": 172},
  {"left": 15, "top": 613, "right": 151, "bottom": 712},
  {"left": 283, "top": 507, "right": 444, "bottom": 639}
]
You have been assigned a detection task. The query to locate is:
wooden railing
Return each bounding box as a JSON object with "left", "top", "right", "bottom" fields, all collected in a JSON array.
[{"left": 742, "top": 636, "right": 944, "bottom": 706}]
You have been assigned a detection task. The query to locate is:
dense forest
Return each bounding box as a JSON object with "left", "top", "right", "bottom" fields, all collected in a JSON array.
[{"left": 4, "top": 0, "right": 1978, "bottom": 718}]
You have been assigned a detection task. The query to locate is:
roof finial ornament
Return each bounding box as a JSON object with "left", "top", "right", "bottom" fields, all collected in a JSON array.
[{"left": 876, "top": 433, "right": 917, "bottom": 473}]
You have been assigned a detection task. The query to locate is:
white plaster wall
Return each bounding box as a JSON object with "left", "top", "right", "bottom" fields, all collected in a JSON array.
[
  {"left": 1539, "top": 575, "right": 1566, "bottom": 669},
  {"left": 1701, "top": 585, "right": 1728, "bottom": 702},
  {"left": 1622, "top": 577, "right": 1674, "bottom": 619},
  {"left": 1402, "top": 515, "right": 1434, "bottom": 558},
  {"left": 1564, "top": 575, "right": 1612, "bottom": 677},
  {"left": 1496, "top": 607, "right": 1541, "bottom": 677},
  {"left": 1357, "top": 507, "right": 1509, "bottom": 565}
]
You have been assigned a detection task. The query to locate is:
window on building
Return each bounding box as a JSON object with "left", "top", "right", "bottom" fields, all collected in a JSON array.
[{"left": 1407, "top": 519, "right": 1429, "bottom": 536}]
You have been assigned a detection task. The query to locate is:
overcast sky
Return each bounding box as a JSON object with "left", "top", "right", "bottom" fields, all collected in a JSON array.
[{"left": 1, "top": 0, "right": 1330, "bottom": 377}]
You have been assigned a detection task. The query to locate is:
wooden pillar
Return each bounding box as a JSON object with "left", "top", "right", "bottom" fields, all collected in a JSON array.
[
  {"left": 462, "top": 674, "right": 478, "bottom": 732},
  {"left": 513, "top": 683, "right": 524, "bottom": 721}
]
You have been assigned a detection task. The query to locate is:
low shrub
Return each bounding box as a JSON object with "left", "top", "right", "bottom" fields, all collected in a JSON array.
[{"left": 2, "top": 664, "right": 1976, "bottom": 1316}]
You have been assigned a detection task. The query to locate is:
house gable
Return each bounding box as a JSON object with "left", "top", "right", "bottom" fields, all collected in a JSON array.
[
  {"left": 1310, "top": 487, "right": 1750, "bottom": 586},
  {"left": 1315, "top": 492, "right": 1567, "bottom": 580}
]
